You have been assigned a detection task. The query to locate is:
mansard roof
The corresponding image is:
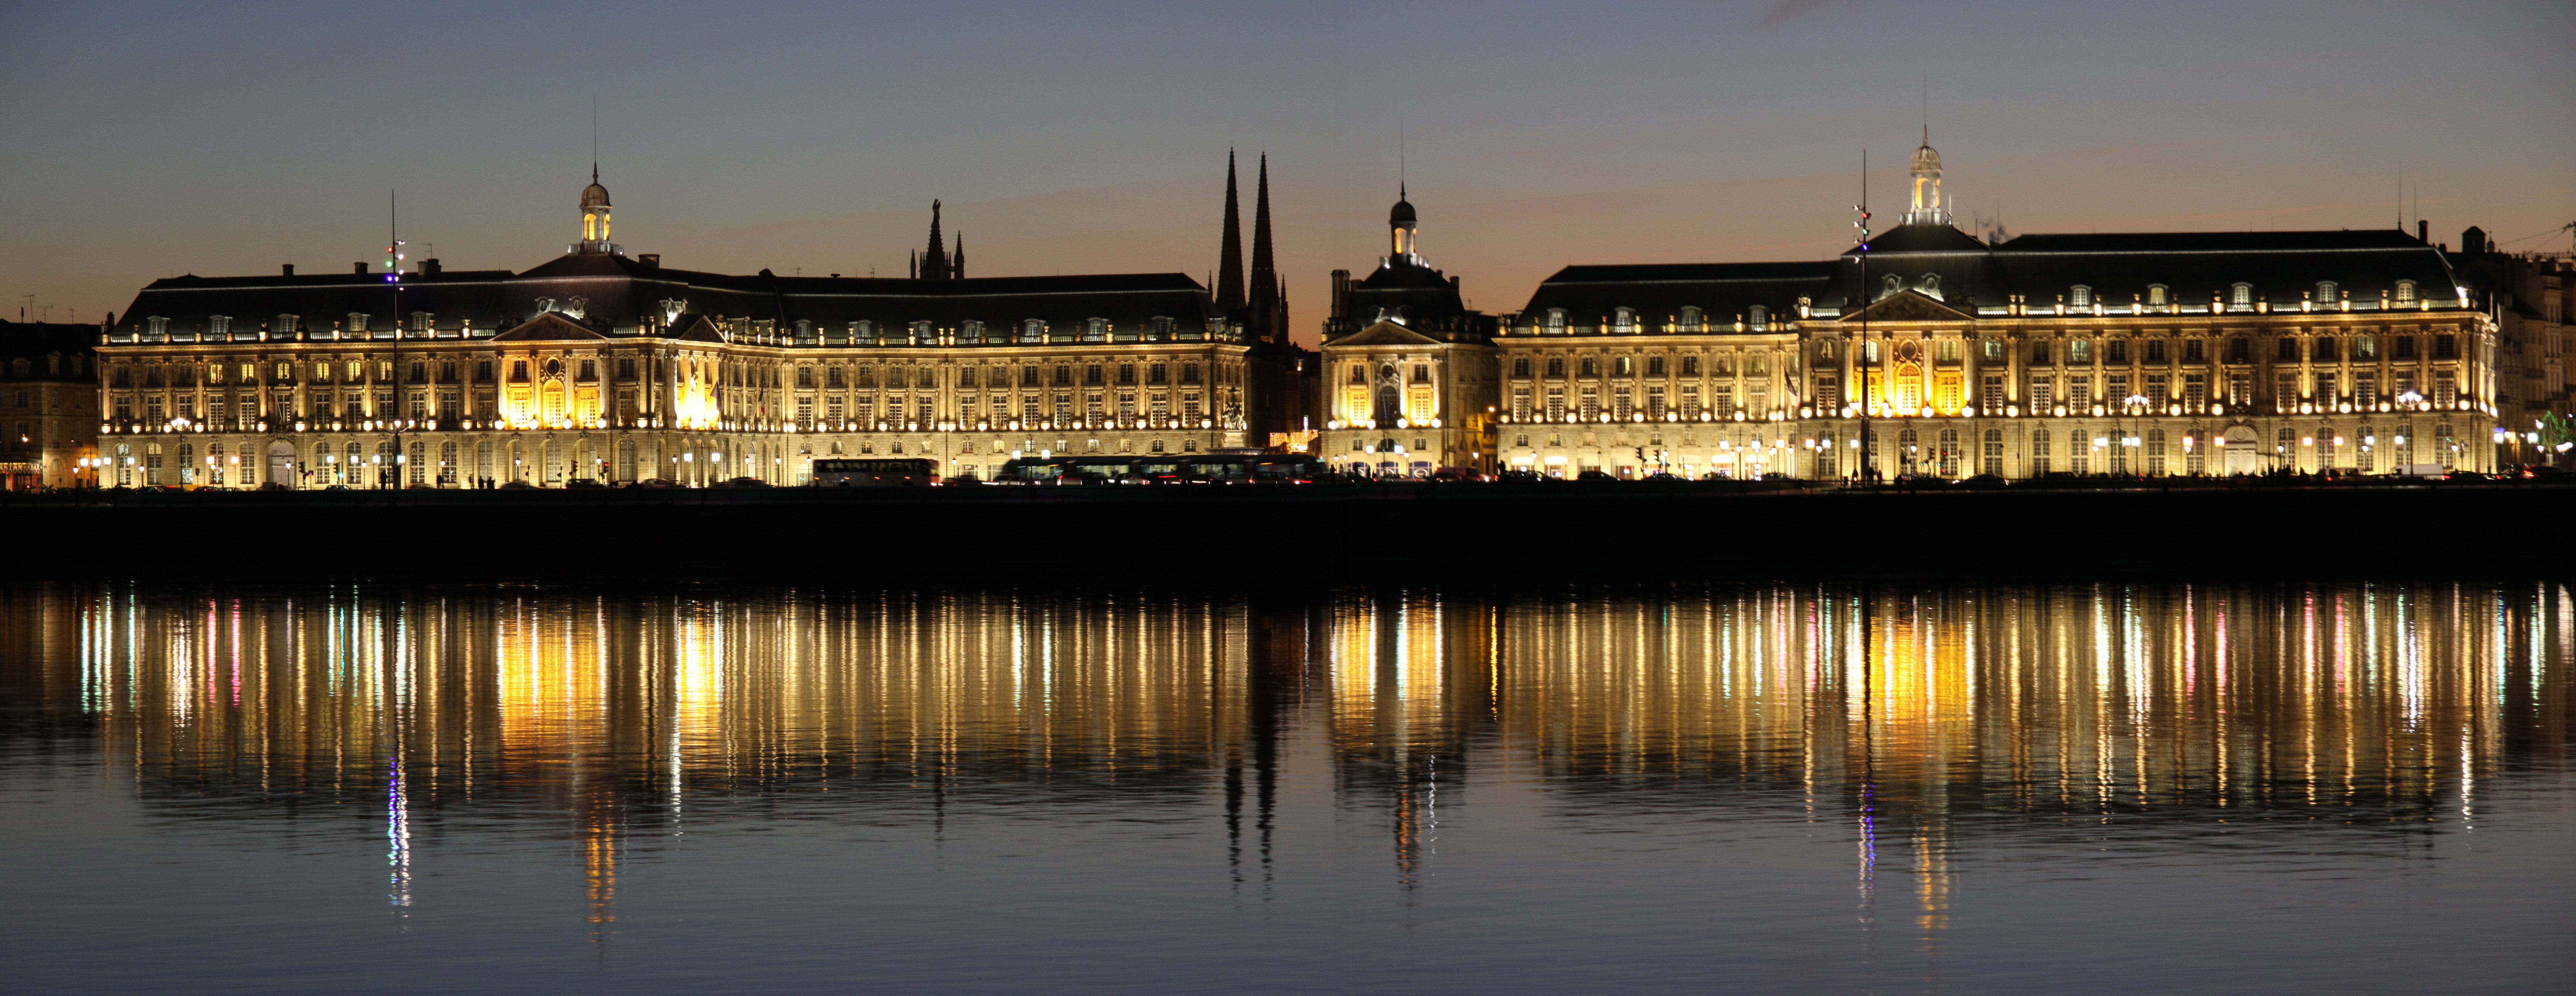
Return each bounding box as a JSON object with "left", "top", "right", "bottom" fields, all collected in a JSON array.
[
  {"left": 1986, "top": 229, "right": 2461, "bottom": 310},
  {"left": 112, "top": 254, "right": 1223, "bottom": 340},
  {"left": 1516, "top": 261, "right": 1836, "bottom": 331}
]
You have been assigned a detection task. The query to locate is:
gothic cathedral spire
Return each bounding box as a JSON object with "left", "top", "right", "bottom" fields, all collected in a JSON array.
[
  {"left": 1248, "top": 153, "right": 1282, "bottom": 343},
  {"left": 1217, "top": 151, "right": 1246, "bottom": 312},
  {"left": 921, "top": 200, "right": 951, "bottom": 280}
]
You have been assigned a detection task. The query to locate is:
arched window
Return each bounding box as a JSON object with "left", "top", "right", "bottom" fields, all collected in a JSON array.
[
  {"left": 1545, "top": 309, "right": 1567, "bottom": 334},
  {"left": 1612, "top": 307, "right": 1636, "bottom": 334},
  {"left": 2394, "top": 280, "right": 2417, "bottom": 305},
  {"left": 1917, "top": 274, "right": 1941, "bottom": 300},
  {"left": 1678, "top": 306, "right": 1703, "bottom": 332},
  {"left": 2147, "top": 284, "right": 2168, "bottom": 307},
  {"left": 2315, "top": 281, "right": 2338, "bottom": 303},
  {"left": 2070, "top": 285, "right": 2093, "bottom": 308},
  {"left": 1749, "top": 305, "right": 1769, "bottom": 329},
  {"left": 2231, "top": 283, "right": 2253, "bottom": 308},
  {"left": 1881, "top": 274, "right": 1903, "bottom": 299}
]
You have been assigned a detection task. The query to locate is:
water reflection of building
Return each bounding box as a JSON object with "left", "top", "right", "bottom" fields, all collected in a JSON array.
[{"left": 2, "top": 580, "right": 2563, "bottom": 936}]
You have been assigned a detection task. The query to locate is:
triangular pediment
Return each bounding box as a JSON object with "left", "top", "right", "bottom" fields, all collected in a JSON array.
[
  {"left": 1329, "top": 319, "right": 1442, "bottom": 347},
  {"left": 670, "top": 314, "right": 727, "bottom": 342},
  {"left": 491, "top": 311, "right": 607, "bottom": 341},
  {"left": 1838, "top": 290, "right": 1978, "bottom": 325}
]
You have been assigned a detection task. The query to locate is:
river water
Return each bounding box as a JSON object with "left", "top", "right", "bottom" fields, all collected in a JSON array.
[{"left": 0, "top": 581, "right": 2567, "bottom": 994}]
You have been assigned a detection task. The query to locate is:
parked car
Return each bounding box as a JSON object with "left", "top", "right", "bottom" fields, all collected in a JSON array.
[
  {"left": 1576, "top": 469, "right": 1616, "bottom": 482},
  {"left": 564, "top": 478, "right": 608, "bottom": 489},
  {"left": 1960, "top": 474, "right": 2010, "bottom": 490},
  {"left": 720, "top": 476, "right": 772, "bottom": 488},
  {"left": 499, "top": 481, "right": 536, "bottom": 490}
]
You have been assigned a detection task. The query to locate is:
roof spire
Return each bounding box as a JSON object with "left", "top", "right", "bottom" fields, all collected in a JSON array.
[{"left": 1217, "top": 150, "right": 1245, "bottom": 311}]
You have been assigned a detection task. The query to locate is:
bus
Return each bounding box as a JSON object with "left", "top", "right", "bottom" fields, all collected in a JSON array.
[
  {"left": 811, "top": 458, "right": 937, "bottom": 487},
  {"left": 993, "top": 453, "right": 1323, "bottom": 485}
]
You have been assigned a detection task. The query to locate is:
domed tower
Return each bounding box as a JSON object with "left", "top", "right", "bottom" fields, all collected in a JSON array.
[
  {"left": 576, "top": 167, "right": 619, "bottom": 255},
  {"left": 1903, "top": 131, "right": 1949, "bottom": 227},
  {"left": 1388, "top": 185, "right": 1421, "bottom": 264}
]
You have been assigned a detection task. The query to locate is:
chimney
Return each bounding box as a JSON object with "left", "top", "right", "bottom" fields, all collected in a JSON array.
[
  {"left": 281, "top": 263, "right": 295, "bottom": 277},
  {"left": 353, "top": 261, "right": 368, "bottom": 275},
  {"left": 421, "top": 258, "right": 441, "bottom": 276},
  {"left": 1330, "top": 269, "right": 1352, "bottom": 319},
  {"left": 2416, "top": 220, "right": 2429, "bottom": 243}
]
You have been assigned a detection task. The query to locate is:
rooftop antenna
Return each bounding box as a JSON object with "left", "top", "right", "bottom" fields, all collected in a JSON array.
[
  {"left": 1921, "top": 71, "right": 1928, "bottom": 146},
  {"left": 591, "top": 97, "right": 599, "bottom": 181},
  {"left": 1398, "top": 119, "right": 1407, "bottom": 198}
]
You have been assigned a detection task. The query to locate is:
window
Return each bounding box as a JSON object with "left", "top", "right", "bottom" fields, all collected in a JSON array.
[
  {"left": 1579, "top": 357, "right": 1598, "bottom": 377},
  {"left": 1680, "top": 356, "right": 1699, "bottom": 376},
  {"left": 1544, "top": 309, "right": 1567, "bottom": 334},
  {"left": 2030, "top": 430, "right": 2052, "bottom": 475},
  {"left": 2277, "top": 338, "right": 2300, "bottom": 362},
  {"left": 2394, "top": 336, "right": 2417, "bottom": 359},
  {"left": 1084, "top": 365, "right": 1104, "bottom": 386},
  {"left": 2312, "top": 338, "right": 2336, "bottom": 362},
  {"left": 2104, "top": 340, "right": 2127, "bottom": 364},
  {"left": 1981, "top": 375, "right": 2004, "bottom": 413},
  {"left": 1181, "top": 363, "right": 1202, "bottom": 384},
  {"left": 475, "top": 360, "right": 492, "bottom": 382},
  {"left": 1117, "top": 364, "right": 1136, "bottom": 385},
  {"left": 2315, "top": 281, "right": 2338, "bottom": 304},
  {"left": 510, "top": 360, "right": 529, "bottom": 382},
  {"left": 1512, "top": 357, "right": 1531, "bottom": 378},
  {"left": 1545, "top": 357, "right": 1565, "bottom": 377},
  {"left": 1613, "top": 307, "right": 1636, "bottom": 333},
  {"left": 2394, "top": 280, "right": 2417, "bottom": 305},
  {"left": 2069, "top": 340, "right": 2092, "bottom": 363},
  {"left": 2147, "top": 285, "right": 2168, "bottom": 307},
  {"left": 618, "top": 357, "right": 635, "bottom": 379},
  {"left": 2230, "top": 283, "right": 2253, "bottom": 308},
  {"left": 1412, "top": 364, "right": 1431, "bottom": 384},
  {"left": 2145, "top": 340, "right": 2167, "bottom": 363},
  {"left": 2434, "top": 335, "right": 2457, "bottom": 359},
  {"left": 2070, "top": 285, "right": 2093, "bottom": 308},
  {"left": 1646, "top": 356, "right": 1665, "bottom": 376},
  {"left": 578, "top": 359, "right": 596, "bottom": 380},
  {"left": 2183, "top": 339, "right": 2204, "bottom": 363},
  {"left": 1679, "top": 306, "right": 1703, "bottom": 332},
  {"left": 2355, "top": 336, "right": 2376, "bottom": 360},
  {"left": 1936, "top": 339, "right": 1960, "bottom": 363},
  {"left": 1748, "top": 305, "right": 1769, "bottom": 329},
  {"left": 1983, "top": 339, "right": 2004, "bottom": 361},
  {"left": 2031, "top": 341, "right": 2051, "bottom": 365},
  {"left": 2227, "top": 338, "right": 2249, "bottom": 363},
  {"left": 1611, "top": 357, "right": 1631, "bottom": 377}
]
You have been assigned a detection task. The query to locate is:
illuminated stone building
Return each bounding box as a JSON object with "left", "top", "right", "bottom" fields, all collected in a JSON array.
[
  {"left": 0, "top": 320, "right": 103, "bottom": 489},
  {"left": 2447, "top": 228, "right": 2572, "bottom": 465},
  {"left": 1490, "top": 135, "right": 2504, "bottom": 479},
  {"left": 1315, "top": 189, "right": 1502, "bottom": 476},
  {"left": 89, "top": 167, "right": 1304, "bottom": 487}
]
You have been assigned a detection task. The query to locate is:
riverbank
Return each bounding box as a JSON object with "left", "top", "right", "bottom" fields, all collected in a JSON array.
[{"left": 5, "top": 481, "right": 2565, "bottom": 581}]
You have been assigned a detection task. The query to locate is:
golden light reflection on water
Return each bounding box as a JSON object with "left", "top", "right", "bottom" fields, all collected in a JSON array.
[{"left": 3, "top": 581, "right": 2567, "bottom": 943}]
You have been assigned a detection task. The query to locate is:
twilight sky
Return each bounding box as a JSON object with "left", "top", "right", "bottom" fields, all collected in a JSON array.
[{"left": 3, "top": 0, "right": 2570, "bottom": 345}]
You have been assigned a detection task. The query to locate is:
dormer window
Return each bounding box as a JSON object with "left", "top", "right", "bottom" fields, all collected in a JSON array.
[
  {"left": 1678, "top": 306, "right": 1703, "bottom": 332},
  {"left": 1084, "top": 318, "right": 1107, "bottom": 342},
  {"left": 2231, "top": 283, "right": 2253, "bottom": 309},
  {"left": 2394, "top": 280, "right": 2417, "bottom": 305},
  {"left": 209, "top": 315, "right": 232, "bottom": 337},
  {"left": 1545, "top": 308, "right": 1567, "bottom": 335},
  {"left": 1612, "top": 307, "right": 1636, "bottom": 334},
  {"left": 1917, "top": 274, "right": 1942, "bottom": 300},
  {"left": 1881, "top": 274, "right": 1903, "bottom": 299},
  {"left": 1748, "top": 304, "right": 1769, "bottom": 330},
  {"left": 1150, "top": 316, "right": 1174, "bottom": 339},
  {"left": 276, "top": 314, "right": 299, "bottom": 336},
  {"left": 2315, "top": 281, "right": 2338, "bottom": 303},
  {"left": 2069, "top": 286, "right": 2093, "bottom": 308},
  {"left": 2147, "top": 284, "right": 2168, "bottom": 307},
  {"left": 1021, "top": 319, "right": 1044, "bottom": 343}
]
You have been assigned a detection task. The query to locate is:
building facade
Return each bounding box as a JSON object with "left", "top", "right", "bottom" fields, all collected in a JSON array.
[
  {"left": 1316, "top": 191, "right": 1501, "bottom": 476},
  {"left": 91, "top": 168, "right": 1305, "bottom": 488},
  {"left": 0, "top": 321, "right": 103, "bottom": 489},
  {"left": 1487, "top": 136, "right": 2503, "bottom": 480}
]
